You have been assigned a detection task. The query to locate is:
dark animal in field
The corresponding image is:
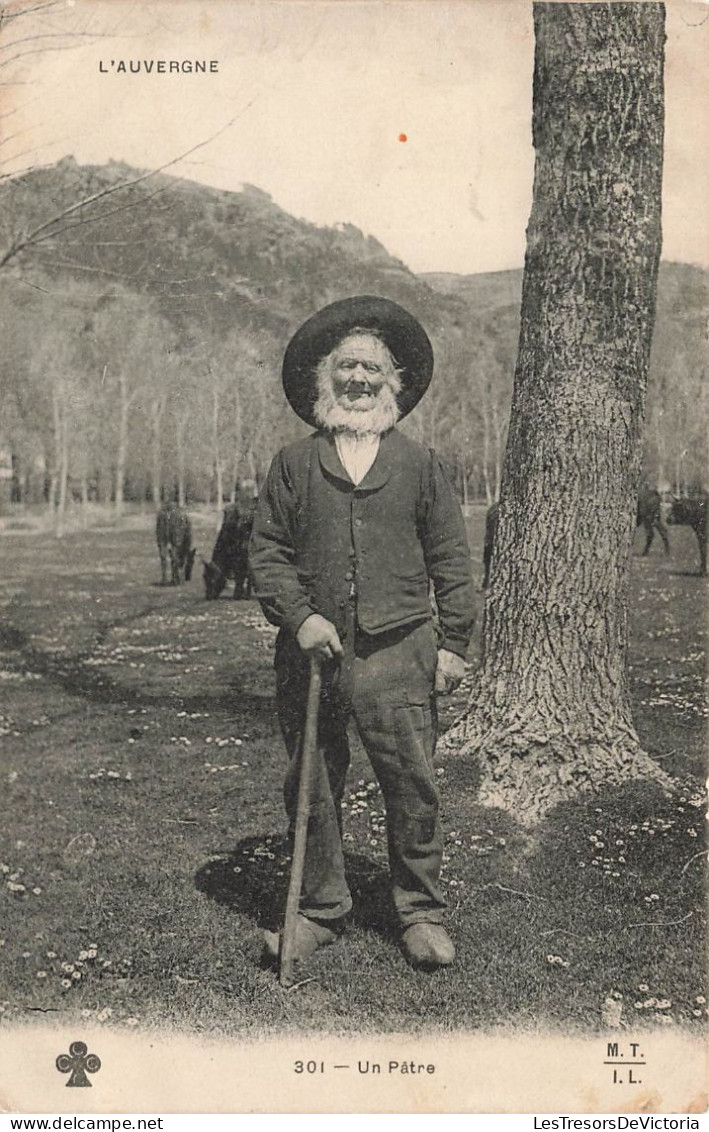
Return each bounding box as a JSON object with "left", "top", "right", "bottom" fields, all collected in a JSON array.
[
  {"left": 666, "top": 494, "right": 707, "bottom": 576},
  {"left": 203, "top": 501, "right": 255, "bottom": 600},
  {"left": 636, "top": 486, "right": 670, "bottom": 557},
  {"left": 482, "top": 502, "right": 499, "bottom": 590},
  {"left": 156, "top": 503, "right": 196, "bottom": 586}
]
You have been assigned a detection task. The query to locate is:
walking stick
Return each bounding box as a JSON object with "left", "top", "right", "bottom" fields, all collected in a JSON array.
[{"left": 280, "top": 654, "right": 323, "bottom": 987}]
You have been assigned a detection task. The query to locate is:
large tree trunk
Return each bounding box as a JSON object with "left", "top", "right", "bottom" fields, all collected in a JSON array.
[{"left": 451, "top": 3, "right": 669, "bottom": 824}]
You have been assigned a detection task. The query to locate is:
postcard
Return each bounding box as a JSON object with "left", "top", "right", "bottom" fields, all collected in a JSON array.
[{"left": 0, "top": 0, "right": 706, "bottom": 1116}]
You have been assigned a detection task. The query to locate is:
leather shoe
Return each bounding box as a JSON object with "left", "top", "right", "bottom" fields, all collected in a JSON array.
[
  {"left": 401, "top": 923, "right": 455, "bottom": 968},
  {"left": 263, "top": 915, "right": 341, "bottom": 962}
]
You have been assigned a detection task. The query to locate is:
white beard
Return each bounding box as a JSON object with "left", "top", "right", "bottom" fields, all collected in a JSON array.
[{"left": 313, "top": 378, "right": 401, "bottom": 438}]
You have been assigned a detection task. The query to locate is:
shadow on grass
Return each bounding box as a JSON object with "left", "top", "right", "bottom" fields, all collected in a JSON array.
[
  {"left": 195, "top": 834, "right": 395, "bottom": 940},
  {"left": 0, "top": 614, "right": 279, "bottom": 729}
]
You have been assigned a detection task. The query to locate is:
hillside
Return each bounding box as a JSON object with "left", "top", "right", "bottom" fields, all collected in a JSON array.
[
  {"left": 0, "top": 157, "right": 452, "bottom": 341},
  {"left": 2, "top": 156, "right": 704, "bottom": 370},
  {"left": 0, "top": 158, "right": 706, "bottom": 504}
]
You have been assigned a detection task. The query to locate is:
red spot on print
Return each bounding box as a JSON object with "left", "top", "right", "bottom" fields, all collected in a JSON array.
[{"left": 398, "top": 133, "right": 408, "bottom": 143}]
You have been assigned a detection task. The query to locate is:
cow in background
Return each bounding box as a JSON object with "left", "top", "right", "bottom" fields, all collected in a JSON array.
[
  {"left": 636, "top": 486, "right": 670, "bottom": 558},
  {"left": 204, "top": 486, "right": 257, "bottom": 600},
  {"left": 667, "top": 493, "right": 707, "bottom": 576},
  {"left": 156, "top": 502, "right": 196, "bottom": 585}
]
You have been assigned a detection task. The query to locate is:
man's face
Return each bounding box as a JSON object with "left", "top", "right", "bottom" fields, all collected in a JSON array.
[{"left": 329, "top": 334, "right": 391, "bottom": 412}]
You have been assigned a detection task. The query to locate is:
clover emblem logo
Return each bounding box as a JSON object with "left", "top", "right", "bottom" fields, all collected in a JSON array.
[{"left": 56, "top": 1041, "right": 101, "bottom": 1087}]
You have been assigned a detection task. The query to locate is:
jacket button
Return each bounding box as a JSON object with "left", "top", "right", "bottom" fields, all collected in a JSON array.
[
  {"left": 345, "top": 570, "right": 354, "bottom": 581},
  {"left": 355, "top": 517, "right": 363, "bottom": 527}
]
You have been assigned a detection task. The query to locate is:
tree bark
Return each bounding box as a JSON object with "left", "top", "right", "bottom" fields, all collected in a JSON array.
[{"left": 451, "top": 3, "right": 669, "bottom": 823}]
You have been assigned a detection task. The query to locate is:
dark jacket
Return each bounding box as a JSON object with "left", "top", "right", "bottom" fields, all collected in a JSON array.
[{"left": 249, "top": 430, "right": 475, "bottom": 658}]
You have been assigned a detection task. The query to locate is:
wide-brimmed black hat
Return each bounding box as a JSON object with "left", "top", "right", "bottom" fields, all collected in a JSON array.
[{"left": 282, "top": 295, "right": 434, "bottom": 427}]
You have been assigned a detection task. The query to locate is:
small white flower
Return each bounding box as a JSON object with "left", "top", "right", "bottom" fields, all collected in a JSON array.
[
  {"left": 60, "top": 979, "right": 71, "bottom": 989},
  {"left": 36, "top": 970, "right": 47, "bottom": 979}
]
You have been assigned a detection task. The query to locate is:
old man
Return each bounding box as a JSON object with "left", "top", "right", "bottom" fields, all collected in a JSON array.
[{"left": 249, "top": 296, "right": 475, "bottom": 968}]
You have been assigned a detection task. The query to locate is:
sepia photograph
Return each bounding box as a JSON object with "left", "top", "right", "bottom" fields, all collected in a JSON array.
[{"left": 0, "top": 0, "right": 706, "bottom": 1115}]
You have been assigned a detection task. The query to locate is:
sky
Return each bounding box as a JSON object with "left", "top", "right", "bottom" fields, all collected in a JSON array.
[{"left": 3, "top": 0, "right": 708, "bottom": 275}]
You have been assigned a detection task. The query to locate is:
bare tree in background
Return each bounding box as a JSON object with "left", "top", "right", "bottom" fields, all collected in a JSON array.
[{"left": 452, "top": 3, "right": 670, "bottom": 823}]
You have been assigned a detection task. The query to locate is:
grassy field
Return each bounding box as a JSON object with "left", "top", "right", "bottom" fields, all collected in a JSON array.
[{"left": 0, "top": 507, "right": 706, "bottom": 1038}]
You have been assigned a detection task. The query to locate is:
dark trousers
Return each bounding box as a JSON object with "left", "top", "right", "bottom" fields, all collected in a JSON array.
[{"left": 274, "top": 615, "right": 446, "bottom": 928}]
